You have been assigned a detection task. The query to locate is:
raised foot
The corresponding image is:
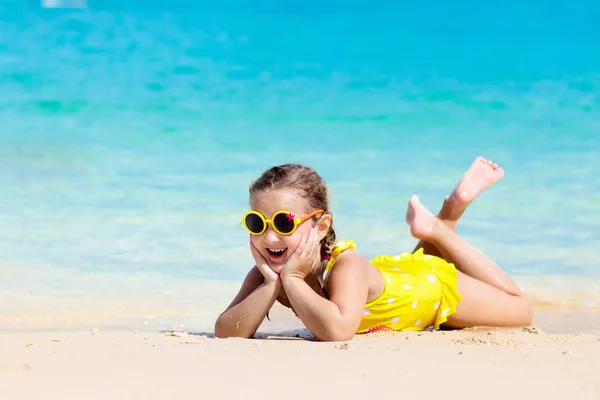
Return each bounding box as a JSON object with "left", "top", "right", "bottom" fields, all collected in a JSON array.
[
  {"left": 452, "top": 156, "right": 504, "bottom": 205},
  {"left": 405, "top": 195, "right": 439, "bottom": 241}
]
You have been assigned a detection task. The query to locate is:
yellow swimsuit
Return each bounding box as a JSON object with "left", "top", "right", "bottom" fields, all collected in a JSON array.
[{"left": 322, "top": 240, "right": 462, "bottom": 334}]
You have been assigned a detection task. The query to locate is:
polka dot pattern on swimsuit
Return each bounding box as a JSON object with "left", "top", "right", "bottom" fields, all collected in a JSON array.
[{"left": 322, "top": 240, "right": 462, "bottom": 334}]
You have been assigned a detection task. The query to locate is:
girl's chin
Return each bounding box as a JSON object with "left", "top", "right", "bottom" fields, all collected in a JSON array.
[{"left": 268, "top": 263, "right": 285, "bottom": 274}]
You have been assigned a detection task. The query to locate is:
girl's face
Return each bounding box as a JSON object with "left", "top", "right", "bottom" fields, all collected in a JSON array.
[{"left": 249, "top": 188, "right": 323, "bottom": 274}]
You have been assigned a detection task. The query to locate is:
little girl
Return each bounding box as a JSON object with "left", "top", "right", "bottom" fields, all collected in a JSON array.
[{"left": 214, "top": 157, "right": 533, "bottom": 341}]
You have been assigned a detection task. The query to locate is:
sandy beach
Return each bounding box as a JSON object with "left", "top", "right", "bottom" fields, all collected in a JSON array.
[
  {"left": 2, "top": 304, "right": 599, "bottom": 400},
  {"left": 2, "top": 2, "right": 600, "bottom": 400}
]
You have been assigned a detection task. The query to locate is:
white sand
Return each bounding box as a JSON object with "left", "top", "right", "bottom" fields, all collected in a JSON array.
[{"left": 1, "top": 321, "right": 599, "bottom": 400}]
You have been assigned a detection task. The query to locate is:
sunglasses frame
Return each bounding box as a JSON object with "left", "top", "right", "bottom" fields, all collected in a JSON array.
[{"left": 242, "top": 209, "right": 325, "bottom": 236}]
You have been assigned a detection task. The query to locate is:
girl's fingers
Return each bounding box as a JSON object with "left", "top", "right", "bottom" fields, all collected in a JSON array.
[
  {"left": 311, "top": 228, "right": 319, "bottom": 257},
  {"left": 256, "top": 262, "right": 279, "bottom": 283},
  {"left": 302, "top": 231, "right": 312, "bottom": 257},
  {"left": 250, "top": 240, "right": 267, "bottom": 263},
  {"left": 307, "top": 228, "right": 318, "bottom": 260},
  {"left": 296, "top": 234, "right": 307, "bottom": 257}
]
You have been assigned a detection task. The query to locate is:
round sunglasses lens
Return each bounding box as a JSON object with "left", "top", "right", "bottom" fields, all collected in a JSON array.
[
  {"left": 245, "top": 213, "right": 265, "bottom": 234},
  {"left": 273, "top": 213, "right": 295, "bottom": 234}
]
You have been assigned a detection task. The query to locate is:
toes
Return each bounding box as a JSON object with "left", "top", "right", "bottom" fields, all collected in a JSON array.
[{"left": 482, "top": 157, "right": 501, "bottom": 170}]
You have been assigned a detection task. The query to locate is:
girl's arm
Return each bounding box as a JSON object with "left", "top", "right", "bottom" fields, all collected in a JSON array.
[
  {"left": 281, "top": 252, "right": 370, "bottom": 342},
  {"left": 214, "top": 266, "right": 281, "bottom": 338}
]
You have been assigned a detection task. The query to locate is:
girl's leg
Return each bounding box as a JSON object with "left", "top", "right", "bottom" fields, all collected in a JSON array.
[
  {"left": 413, "top": 157, "right": 504, "bottom": 260},
  {"left": 406, "top": 195, "right": 533, "bottom": 328}
]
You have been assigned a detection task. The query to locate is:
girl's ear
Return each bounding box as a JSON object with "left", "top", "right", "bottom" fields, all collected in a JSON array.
[{"left": 317, "top": 213, "right": 332, "bottom": 240}]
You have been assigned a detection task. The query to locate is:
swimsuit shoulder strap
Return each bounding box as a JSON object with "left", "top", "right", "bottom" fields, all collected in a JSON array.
[{"left": 322, "top": 240, "right": 357, "bottom": 287}]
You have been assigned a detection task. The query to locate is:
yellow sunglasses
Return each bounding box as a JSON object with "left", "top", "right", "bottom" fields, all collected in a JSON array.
[{"left": 242, "top": 209, "right": 325, "bottom": 235}]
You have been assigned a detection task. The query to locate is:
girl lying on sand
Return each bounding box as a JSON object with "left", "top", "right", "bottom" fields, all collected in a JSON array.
[{"left": 215, "top": 157, "right": 533, "bottom": 341}]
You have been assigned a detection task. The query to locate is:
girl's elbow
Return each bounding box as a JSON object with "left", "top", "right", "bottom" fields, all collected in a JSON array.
[
  {"left": 316, "top": 325, "right": 356, "bottom": 342},
  {"left": 214, "top": 317, "right": 229, "bottom": 338},
  {"left": 522, "top": 299, "right": 534, "bottom": 326},
  {"left": 330, "top": 333, "right": 355, "bottom": 342},
  {"left": 214, "top": 315, "right": 248, "bottom": 339},
  {"left": 319, "top": 332, "right": 354, "bottom": 342}
]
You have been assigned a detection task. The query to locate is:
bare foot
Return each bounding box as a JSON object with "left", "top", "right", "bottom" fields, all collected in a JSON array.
[
  {"left": 405, "top": 195, "right": 440, "bottom": 241},
  {"left": 451, "top": 156, "right": 504, "bottom": 205}
]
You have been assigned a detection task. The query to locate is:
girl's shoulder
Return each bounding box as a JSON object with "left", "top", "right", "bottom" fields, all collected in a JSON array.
[
  {"left": 323, "top": 239, "right": 365, "bottom": 281},
  {"left": 321, "top": 240, "right": 377, "bottom": 300}
]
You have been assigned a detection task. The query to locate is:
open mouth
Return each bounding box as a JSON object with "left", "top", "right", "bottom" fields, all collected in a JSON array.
[{"left": 266, "top": 248, "right": 287, "bottom": 259}]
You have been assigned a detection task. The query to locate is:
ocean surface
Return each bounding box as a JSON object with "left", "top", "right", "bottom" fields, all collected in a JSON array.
[{"left": 1, "top": 1, "right": 599, "bottom": 333}]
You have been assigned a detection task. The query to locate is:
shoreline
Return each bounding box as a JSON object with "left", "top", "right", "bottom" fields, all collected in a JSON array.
[{"left": 2, "top": 302, "right": 599, "bottom": 336}]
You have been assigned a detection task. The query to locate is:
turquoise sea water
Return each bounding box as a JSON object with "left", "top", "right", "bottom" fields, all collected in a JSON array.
[{"left": 1, "top": 1, "right": 599, "bottom": 332}]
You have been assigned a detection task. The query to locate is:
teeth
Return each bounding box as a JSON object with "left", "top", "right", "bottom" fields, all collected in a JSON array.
[{"left": 268, "top": 248, "right": 286, "bottom": 254}]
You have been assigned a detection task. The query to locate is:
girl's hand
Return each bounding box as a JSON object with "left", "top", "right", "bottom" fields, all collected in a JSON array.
[
  {"left": 250, "top": 240, "right": 281, "bottom": 286},
  {"left": 282, "top": 227, "right": 321, "bottom": 281}
]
